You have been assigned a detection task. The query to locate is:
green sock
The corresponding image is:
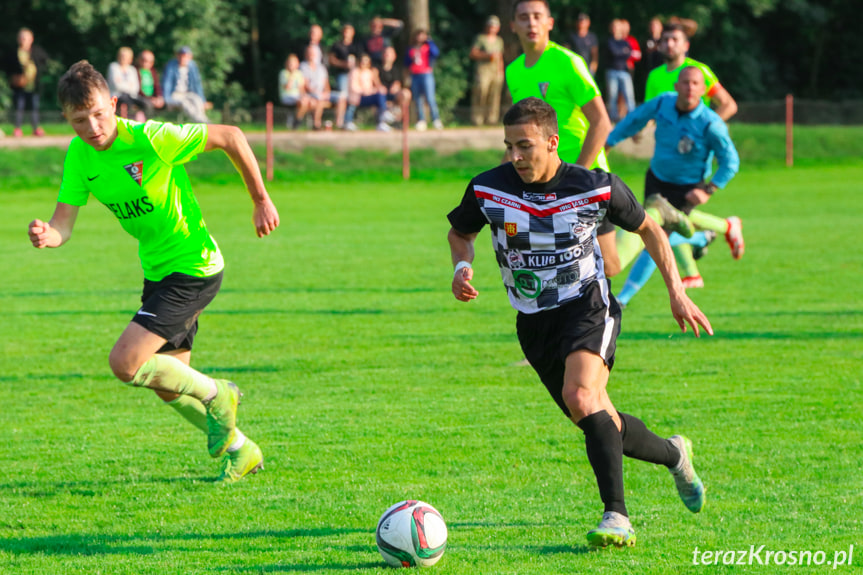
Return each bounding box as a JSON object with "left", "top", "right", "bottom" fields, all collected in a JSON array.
[
  {"left": 130, "top": 354, "right": 217, "bottom": 401},
  {"left": 645, "top": 206, "right": 664, "bottom": 227},
  {"left": 616, "top": 228, "right": 645, "bottom": 271},
  {"left": 167, "top": 395, "right": 208, "bottom": 433},
  {"left": 673, "top": 243, "right": 700, "bottom": 278},
  {"left": 689, "top": 210, "right": 728, "bottom": 234}
]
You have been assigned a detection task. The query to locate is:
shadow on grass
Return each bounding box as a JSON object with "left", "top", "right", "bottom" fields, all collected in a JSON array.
[
  {"left": 620, "top": 330, "right": 863, "bottom": 341},
  {"left": 0, "top": 527, "right": 370, "bottom": 557},
  {"left": 217, "top": 562, "right": 383, "bottom": 572}
]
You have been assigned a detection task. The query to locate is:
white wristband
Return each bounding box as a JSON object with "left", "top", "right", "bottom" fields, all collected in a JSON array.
[{"left": 454, "top": 261, "right": 472, "bottom": 276}]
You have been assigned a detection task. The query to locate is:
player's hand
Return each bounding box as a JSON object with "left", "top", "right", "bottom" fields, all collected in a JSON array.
[
  {"left": 669, "top": 289, "right": 713, "bottom": 338},
  {"left": 452, "top": 267, "right": 479, "bottom": 302},
  {"left": 28, "top": 219, "right": 56, "bottom": 248},
  {"left": 685, "top": 188, "right": 710, "bottom": 206},
  {"left": 253, "top": 197, "right": 280, "bottom": 237}
]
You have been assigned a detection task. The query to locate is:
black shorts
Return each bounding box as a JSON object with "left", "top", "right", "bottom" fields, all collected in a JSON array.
[
  {"left": 644, "top": 169, "right": 700, "bottom": 214},
  {"left": 516, "top": 279, "right": 622, "bottom": 417},
  {"left": 132, "top": 271, "right": 223, "bottom": 353}
]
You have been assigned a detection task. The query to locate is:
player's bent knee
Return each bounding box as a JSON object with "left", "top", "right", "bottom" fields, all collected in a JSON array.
[
  {"left": 561, "top": 385, "right": 597, "bottom": 420},
  {"left": 108, "top": 349, "right": 145, "bottom": 384}
]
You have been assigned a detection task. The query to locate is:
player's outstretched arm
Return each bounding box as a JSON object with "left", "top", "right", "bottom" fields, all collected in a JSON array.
[
  {"left": 710, "top": 85, "right": 737, "bottom": 121},
  {"left": 28, "top": 202, "right": 79, "bottom": 249},
  {"left": 577, "top": 96, "right": 612, "bottom": 168},
  {"left": 636, "top": 215, "right": 713, "bottom": 337},
  {"left": 205, "top": 124, "right": 280, "bottom": 238},
  {"left": 448, "top": 227, "right": 479, "bottom": 302}
]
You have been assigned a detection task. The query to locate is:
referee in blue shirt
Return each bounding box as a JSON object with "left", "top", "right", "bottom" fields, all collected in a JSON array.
[{"left": 608, "top": 66, "right": 745, "bottom": 298}]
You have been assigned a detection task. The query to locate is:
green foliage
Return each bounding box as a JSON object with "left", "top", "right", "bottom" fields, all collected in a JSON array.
[{"left": 433, "top": 50, "right": 470, "bottom": 124}]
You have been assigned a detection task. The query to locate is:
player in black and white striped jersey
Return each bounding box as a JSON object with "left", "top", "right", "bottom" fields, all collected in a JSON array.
[{"left": 447, "top": 97, "right": 712, "bottom": 548}]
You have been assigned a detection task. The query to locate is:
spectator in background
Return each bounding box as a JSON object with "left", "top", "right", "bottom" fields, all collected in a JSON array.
[
  {"left": 644, "top": 17, "right": 664, "bottom": 72},
  {"left": 605, "top": 19, "right": 635, "bottom": 123},
  {"left": 344, "top": 53, "right": 390, "bottom": 132},
  {"left": 329, "top": 24, "right": 361, "bottom": 107},
  {"left": 469, "top": 15, "right": 504, "bottom": 126},
  {"left": 568, "top": 12, "right": 598, "bottom": 77},
  {"left": 279, "top": 53, "right": 309, "bottom": 129},
  {"left": 137, "top": 50, "right": 165, "bottom": 113},
  {"left": 622, "top": 20, "right": 642, "bottom": 75},
  {"left": 5, "top": 27, "right": 48, "bottom": 137},
  {"left": 305, "top": 24, "right": 326, "bottom": 67},
  {"left": 363, "top": 16, "right": 404, "bottom": 68},
  {"left": 107, "top": 46, "right": 151, "bottom": 121},
  {"left": 162, "top": 46, "right": 209, "bottom": 123},
  {"left": 378, "top": 45, "right": 411, "bottom": 122},
  {"left": 406, "top": 28, "right": 443, "bottom": 131},
  {"left": 301, "top": 45, "right": 342, "bottom": 130}
]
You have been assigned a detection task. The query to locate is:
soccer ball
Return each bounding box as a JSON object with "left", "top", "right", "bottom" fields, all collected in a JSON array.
[{"left": 376, "top": 500, "right": 448, "bottom": 568}]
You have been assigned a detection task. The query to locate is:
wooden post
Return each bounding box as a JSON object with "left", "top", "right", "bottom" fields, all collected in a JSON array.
[
  {"left": 402, "top": 97, "right": 410, "bottom": 180},
  {"left": 785, "top": 94, "right": 793, "bottom": 168},
  {"left": 265, "top": 102, "right": 274, "bottom": 182}
]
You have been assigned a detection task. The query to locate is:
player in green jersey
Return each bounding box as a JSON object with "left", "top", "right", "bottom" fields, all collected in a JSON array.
[
  {"left": 505, "top": 0, "right": 689, "bottom": 278},
  {"left": 645, "top": 22, "right": 737, "bottom": 121},
  {"left": 27, "top": 61, "right": 280, "bottom": 483}
]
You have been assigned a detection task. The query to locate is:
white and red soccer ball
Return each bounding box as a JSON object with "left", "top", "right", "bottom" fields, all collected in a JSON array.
[{"left": 376, "top": 500, "right": 448, "bottom": 568}]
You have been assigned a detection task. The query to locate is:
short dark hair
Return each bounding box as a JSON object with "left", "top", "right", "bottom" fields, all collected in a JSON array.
[
  {"left": 503, "top": 97, "right": 558, "bottom": 138},
  {"left": 57, "top": 60, "right": 110, "bottom": 110},
  {"left": 511, "top": 0, "right": 551, "bottom": 17},
  {"left": 663, "top": 22, "right": 690, "bottom": 38}
]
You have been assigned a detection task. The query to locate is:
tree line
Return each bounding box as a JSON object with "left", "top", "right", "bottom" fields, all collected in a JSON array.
[{"left": 2, "top": 0, "right": 860, "bottom": 117}]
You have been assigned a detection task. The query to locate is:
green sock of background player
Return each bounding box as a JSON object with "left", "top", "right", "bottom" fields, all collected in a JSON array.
[
  {"left": 615, "top": 205, "right": 669, "bottom": 270},
  {"left": 674, "top": 243, "right": 701, "bottom": 278},
  {"left": 689, "top": 210, "right": 729, "bottom": 234}
]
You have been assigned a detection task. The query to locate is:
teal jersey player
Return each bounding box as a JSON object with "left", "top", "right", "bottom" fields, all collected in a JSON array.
[{"left": 29, "top": 60, "right": 280, "bottom": 483}]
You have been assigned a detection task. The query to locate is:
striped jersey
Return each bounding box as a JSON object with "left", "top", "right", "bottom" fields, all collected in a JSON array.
[{"left": 448, "top": 162, "right": 645, "bottom": 314}]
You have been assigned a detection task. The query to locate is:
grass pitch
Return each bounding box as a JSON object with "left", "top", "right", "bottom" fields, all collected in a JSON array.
[{"left": 1, "top": 138, "right": 861, "bottom": 574}]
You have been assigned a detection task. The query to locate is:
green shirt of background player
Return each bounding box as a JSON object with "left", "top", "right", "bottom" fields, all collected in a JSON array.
[
  {"left": 505, "top": 0, "right": 612, "bottom": 171},
  {"left": 645, "top": 22, "right": 737, "bottom": 121},
  {"left": 27, "top": 60, "right": 279, "bottom": 483}
]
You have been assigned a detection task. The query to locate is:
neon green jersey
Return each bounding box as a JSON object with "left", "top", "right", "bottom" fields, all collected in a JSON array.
[
  {"left": 58, "top": 118, "right": 223, "bottom": 281},
  {"left": 506, "top": 41, "right": 609, "bottom": 170},
  {"left": 645, "top": 57, "right": 720, "bottom": 104}
]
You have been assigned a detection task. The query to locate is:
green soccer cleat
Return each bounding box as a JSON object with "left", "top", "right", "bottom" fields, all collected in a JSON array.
[
  {"left": 217, "top": 437, "right": 264, "bottom": 484},
  {"left": 586, "top": 511, "right": 637, "bottom": 548},
  {"left": 669, "top": 435, "right": 706, "bottom": 513},
  {"left": 645, "top": 194, "right": 695, "bottom": 238},
  {"left": 205, "top": 379, "right": 241, "bottom": 458}
]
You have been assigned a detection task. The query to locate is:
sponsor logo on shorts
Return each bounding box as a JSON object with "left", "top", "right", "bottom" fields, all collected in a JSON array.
[{"left": 505, "top": 222, "right": 518, "bottom": 237}]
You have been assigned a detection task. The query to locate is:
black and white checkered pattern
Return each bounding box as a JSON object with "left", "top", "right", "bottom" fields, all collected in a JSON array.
[{"left": 448, "top": 163, "right": 645, "bottom": 314}]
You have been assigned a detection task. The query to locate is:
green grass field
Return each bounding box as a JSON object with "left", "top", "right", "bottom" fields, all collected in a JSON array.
[{"left": 1, "top": 133, "right": 861, "bottom": 574}]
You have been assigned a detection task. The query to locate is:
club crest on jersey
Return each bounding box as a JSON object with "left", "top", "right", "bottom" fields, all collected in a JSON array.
[
  {"left": 505, "top": 222, "right": 518, "bottom": 237},
  {"left": 538, "top": 82, "right": 550, "bottom": 98},
  {"left": 678, "top": 136, "right": 694, "bottom": 155},
  {"left": 505, "top": 249, "right": 525, "bottom": 269},
  {"left": 124, "top": 161, "right": 144, "bottom": 186},
  {"left": 571, "top": 222, "right": 587, "bottom": 237},
  {"left": 523, "top": 191, "right": 556, "bottom": 202}
]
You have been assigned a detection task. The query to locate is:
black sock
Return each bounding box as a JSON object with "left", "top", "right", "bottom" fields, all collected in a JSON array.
[
  {"left": 619, "top": 412, "right": 680, "bottom": 468},
  {"left": 577, "top": 410, "right": 627, "bottom": 517}
]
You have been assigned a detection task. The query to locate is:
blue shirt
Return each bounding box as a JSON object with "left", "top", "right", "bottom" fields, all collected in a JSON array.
[
  {"left": 607, "top": 92, "right": 739, "bottom": 189},
  {"left": 162, "top": 58, "right": 205, "bottom": 104}
]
